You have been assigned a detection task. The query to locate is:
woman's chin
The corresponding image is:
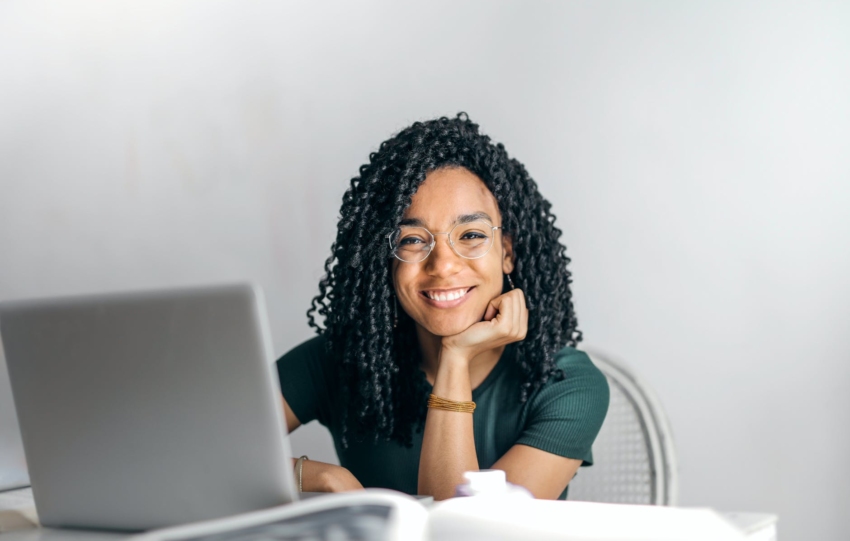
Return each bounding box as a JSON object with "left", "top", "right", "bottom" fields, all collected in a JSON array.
[{"left": 421, "top": 317, "right": 479, "bottom": 338}]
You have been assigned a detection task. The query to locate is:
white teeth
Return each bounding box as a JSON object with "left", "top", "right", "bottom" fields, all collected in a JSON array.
[{"left": 426, "top": 288, "right": 469, "bottom": 302}]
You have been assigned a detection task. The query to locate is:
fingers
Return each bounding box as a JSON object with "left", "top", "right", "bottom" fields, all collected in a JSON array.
[
  {"left": 517, "top": 289, "right": 528, "bottom": 341},
  {"left": 510, "top": 289, "right": 528, "bottom": 341},
  {"left": 483, "top": 299, "right": 499, "bottom": 321},
  {"left": 488, "top": 289, "right": 528, "bottom": 342}
]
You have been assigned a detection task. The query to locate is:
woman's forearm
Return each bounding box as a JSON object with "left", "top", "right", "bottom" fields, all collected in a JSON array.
[
  {"left": 293, "top": 458, "right": 364, "bottom": 492},
  {"left": 417, "top": 350, "right": 479, "bottom": 500}
]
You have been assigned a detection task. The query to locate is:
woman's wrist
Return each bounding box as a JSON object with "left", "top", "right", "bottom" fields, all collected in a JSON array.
[
  {"left": 432, "top": 349, "right": 474, "bottom": 404},
  {"left": 319, "top": 466, "right": 361, "bottom": 492},
  {"left": 303, "top": 459, "right": 336, "bottom": 492},
  {"left": 299, "top": 459, "right": 363, "bottom": 492},
  {"left": 435, "top": 350, "right": 473, "bottom": 389},
  {"left": 438, "top": 346, "right": 473, "bottom": 369}
]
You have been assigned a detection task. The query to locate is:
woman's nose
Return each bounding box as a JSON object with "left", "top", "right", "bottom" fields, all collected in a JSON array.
[{"left": 424, "top": 234, "right": 462, "bottom": 275}]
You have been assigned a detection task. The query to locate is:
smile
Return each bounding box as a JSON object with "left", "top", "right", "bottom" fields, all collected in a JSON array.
[{"left": 420, "top": 286, "right": 474, "bottom": 307}]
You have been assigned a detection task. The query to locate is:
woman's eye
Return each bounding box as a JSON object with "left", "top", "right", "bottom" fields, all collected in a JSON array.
[
  {"left": 460, "top": 232, "right": 487, "bottom": 240},
  {"left": 399, "top": 237, "right": 425, "bottom": 246}
]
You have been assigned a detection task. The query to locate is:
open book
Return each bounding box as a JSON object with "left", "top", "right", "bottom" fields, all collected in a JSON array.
[{"left": 128, "top": 489, "right": 775, "bottom": 541}]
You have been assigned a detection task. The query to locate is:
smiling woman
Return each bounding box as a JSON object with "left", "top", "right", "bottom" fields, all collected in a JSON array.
[{"left": 276, "top": 113, "right": 609, "bottom": 500}]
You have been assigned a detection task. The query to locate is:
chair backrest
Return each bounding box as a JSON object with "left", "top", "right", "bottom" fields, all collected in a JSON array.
[{"left": 567, "top": 351, "right": 678, "bottom": 506}]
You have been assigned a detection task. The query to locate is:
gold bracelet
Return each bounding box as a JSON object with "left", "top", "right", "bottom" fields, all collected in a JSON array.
[{"left": 427, "top": 393, "right": 476, "bottom": 413}]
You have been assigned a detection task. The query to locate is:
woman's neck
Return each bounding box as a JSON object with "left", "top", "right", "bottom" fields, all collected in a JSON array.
[{"left": 415, "top": 324, "right": 505, "bottom": 389}]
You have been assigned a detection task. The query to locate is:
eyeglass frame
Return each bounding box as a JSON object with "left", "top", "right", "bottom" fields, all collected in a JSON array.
[{"left": 386, "top": 220, "right": 503, "bottom": 263}]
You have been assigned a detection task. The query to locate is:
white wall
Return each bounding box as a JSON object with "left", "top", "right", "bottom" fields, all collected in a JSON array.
[{"left": 1, "top": 1, "right": 848, "bottom": 539}]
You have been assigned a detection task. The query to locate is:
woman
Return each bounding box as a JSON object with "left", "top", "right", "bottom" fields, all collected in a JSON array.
[{"left": 276, "top": 113, "right": 609, "bottom": 501}]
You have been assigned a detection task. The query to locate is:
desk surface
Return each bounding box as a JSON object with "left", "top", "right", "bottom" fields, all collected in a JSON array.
[{"left": 0, "top": 487, "right": 777, "bottom": 541}]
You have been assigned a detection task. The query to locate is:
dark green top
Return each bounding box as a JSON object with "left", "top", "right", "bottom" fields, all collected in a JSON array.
[{"left": 276, "top": 335, "right": 609, "bottom": 500}]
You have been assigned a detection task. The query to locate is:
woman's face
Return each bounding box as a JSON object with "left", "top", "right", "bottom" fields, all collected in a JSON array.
[{"left": 391, "top": 167, "right": 514, "bottom": 337}]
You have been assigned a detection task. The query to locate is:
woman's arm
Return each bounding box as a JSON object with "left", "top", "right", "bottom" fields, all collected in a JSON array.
[
  {"left": 417, "top": 369, "right": 583, "bottom": 500},
  {"left": 282, "top": 396, "right": 364, "bottom": 492},
  {"left": 418, "top": 290, "right": 528, "bottom": 500},
  {"left": 296, "top": 458, "right": 364, "bottom": 492},
  {"left": 417, "top": 349, "right": 479, "bottom": 500},
  {"left": 493, "top": 444, "right": 582, "bottom": 499},
  {"left": 281, "top": 395, "right": 302, "bottom": 433}
]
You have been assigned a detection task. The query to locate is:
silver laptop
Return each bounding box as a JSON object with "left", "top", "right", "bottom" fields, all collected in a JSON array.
[
  {"left": 0, "top": 336, "right": 30, "bottom": 492},
  {"left": 0, "top": 284, "right": 298, "bottom": 531}
]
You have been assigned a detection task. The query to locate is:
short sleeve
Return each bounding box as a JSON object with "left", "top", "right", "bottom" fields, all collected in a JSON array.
[
  {"left": 516, "top": 347, "right": 610, "bottom": 466},
  {"left": 275, "top": 334, "right": 337, "bottom": 428}
]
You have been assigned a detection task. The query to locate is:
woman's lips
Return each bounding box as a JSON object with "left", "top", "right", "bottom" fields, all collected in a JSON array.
[{"left": 419, "top": 286, "right": 475, "bottom": 308}]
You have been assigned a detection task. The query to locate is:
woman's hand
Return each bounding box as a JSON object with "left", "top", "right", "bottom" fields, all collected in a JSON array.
[
  {"left": 441, "top": 288, "right": 528, "bottom": 363},
  {"left": 298, "top": 459, "right": 364, "bottom": 493}
]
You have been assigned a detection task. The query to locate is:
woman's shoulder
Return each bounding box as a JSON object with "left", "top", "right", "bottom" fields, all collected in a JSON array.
[
  {"left": 513, "top": 344, "right": 610, "bottom": 467},
  {"left": 275, "top": 333, "right": 338, "bottom": 427},
  {"left": 552, "top": 346, "right": 606, "bottom": 378},
  {"left": 279, "top": 333, "right": 330, "bottom": 357},
  {"left": 529, "top": 345, "right": 610, "bottom": 411},
  {"left": 275, "top": 333, "right": 334, "bottom": 373}
]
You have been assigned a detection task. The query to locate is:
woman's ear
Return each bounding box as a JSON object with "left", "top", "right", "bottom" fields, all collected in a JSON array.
[{"left": 502, "top": 234, "right": 515, "bottom": 275}]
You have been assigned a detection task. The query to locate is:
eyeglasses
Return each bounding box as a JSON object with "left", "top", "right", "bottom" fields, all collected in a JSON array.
[{"left": 387, "top": 220, "right": 502, "bottom": 263}]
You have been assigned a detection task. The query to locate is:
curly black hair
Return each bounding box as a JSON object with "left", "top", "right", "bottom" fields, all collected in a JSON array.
[{"left": 307, "top": 113, "right": 581, "bottom": 447}]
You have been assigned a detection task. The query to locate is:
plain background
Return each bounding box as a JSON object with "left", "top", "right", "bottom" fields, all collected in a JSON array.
[{"left": 1, "top": 1, "right": 848, "bottom": 539}]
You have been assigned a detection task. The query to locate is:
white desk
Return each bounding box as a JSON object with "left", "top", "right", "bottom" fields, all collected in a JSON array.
[{"left": 1, "top": 487, "right": 778, "bottom": 541}]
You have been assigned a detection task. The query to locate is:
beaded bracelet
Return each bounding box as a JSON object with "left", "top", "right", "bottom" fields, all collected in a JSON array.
[{"left": 428, "top": 393, "right": 476, "bottom": 413}]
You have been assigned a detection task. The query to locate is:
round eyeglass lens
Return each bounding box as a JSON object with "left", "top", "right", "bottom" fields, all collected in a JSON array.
[
  {"left": 390, "top": 227, "right": 434, "bottom": 263},
  {"left": 450, "top": 220, "right": 495, "bottom": 258}
]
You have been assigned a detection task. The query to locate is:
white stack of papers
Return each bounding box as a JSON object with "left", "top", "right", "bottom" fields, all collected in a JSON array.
[{"left": 429, "top": 498, "right": 758, "bottom": 541}]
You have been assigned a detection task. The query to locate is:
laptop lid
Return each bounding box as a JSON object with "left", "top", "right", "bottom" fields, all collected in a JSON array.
[
  {"left": 0, "top": 284, "right": 298, "bottom": 531},
  {"left": 0, "top": 336, "right": 29, "bottom": 492}
]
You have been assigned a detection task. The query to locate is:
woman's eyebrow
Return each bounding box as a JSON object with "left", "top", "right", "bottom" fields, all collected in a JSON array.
[
  {"left": 398, "top": 217, "right": 425, "bottom": 227},
  {"left": 398, "top": 212, "right": 494, "bottom": 228},
  {"left": 457, "top": 212, "right": 493, "bottom": 224}
]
